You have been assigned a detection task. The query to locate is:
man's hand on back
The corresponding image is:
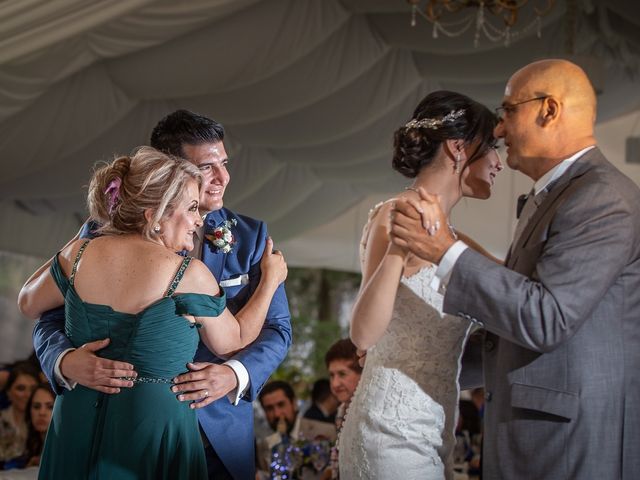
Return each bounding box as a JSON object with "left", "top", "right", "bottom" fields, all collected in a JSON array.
[{"left": 59, "top": 338, "right": 136, "bottom": 394}]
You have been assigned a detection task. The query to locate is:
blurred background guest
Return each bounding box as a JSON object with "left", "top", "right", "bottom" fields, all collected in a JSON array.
[
  {"left": 325, "top": 339, "right": 362, "bottom": 427},
  {"left": 0, "top": 355, "right": 44, "bottom": 411},
  {"left": 256, "top": 381, "right": 301, "bottom": 475},
  {"left": 3, "top": 384, "right": 54, "bottom": 470},
  {"left": 0, "top": 364, "right": 39, "bottom": 466},
  {"left": 303, "top": 379, "right": 337, "bottom": 425},
  {"left": 322, "top": 338, "right": 363, "bottom": 480}
]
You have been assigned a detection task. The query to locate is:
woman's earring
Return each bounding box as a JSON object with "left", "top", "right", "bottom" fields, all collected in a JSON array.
[
  {"left": 153, "top": 224, "right": 161, "bottom": 233},
  {"left": 455, "top": 152, "right": 461, "bottom": 174}
]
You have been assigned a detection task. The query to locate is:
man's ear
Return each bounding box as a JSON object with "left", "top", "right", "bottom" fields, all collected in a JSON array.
[{"left": 540, "top": 96, "right": 560, "bottom": 126}]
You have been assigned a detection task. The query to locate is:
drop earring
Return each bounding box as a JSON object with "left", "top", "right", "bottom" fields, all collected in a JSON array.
[{"left": 455, "top": 152, "right": 461, "bottom": 174}]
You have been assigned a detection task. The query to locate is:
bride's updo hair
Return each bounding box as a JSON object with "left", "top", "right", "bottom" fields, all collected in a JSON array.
[
  {"left": 392, "top": 90, "right": 497, "bottom": 178},
  {"left": 87, "top": 146, "right": 202, "bottom": 239}
]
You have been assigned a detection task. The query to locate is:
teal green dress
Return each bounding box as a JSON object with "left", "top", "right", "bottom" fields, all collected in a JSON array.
[{"left": 39, "top": 241, "right": 225, "bottom": 480}]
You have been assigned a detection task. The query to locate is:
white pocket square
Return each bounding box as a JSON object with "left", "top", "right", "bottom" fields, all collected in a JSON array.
[{"left": 219, "top": 274, "right": 249, "bottom": 287}]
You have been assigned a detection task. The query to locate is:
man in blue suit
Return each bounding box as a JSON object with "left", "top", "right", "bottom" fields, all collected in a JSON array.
[{"left": 32, "top": 110, "right": 292, "bottom": 479}]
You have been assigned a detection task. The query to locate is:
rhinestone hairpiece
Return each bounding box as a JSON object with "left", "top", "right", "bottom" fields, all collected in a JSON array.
[{"left": 404, "top": 108, "right": 466, "bottom": 130}]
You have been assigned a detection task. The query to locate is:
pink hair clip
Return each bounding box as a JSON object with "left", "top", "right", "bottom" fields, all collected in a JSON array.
[{"left": 105, "top": 177, "right": 122, "bottom": 214}]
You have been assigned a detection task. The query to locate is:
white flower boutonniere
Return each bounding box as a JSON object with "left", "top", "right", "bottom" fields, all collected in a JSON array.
[{"left": 205, "top": 218, "right": 237, "bottom": 253}]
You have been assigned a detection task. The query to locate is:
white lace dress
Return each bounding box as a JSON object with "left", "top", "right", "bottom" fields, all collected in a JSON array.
[{"left": 339, "top": 202, "right": 473, "bottom": 480}]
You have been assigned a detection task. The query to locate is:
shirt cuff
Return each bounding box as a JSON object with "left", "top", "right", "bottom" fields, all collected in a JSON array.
[
  {"left": 224, "top": 359, "right": 250, "bottom": 406},
  {"left": 430, "top": 240, "right": 468, "bottom": 294},
  {"left": 54, "top": 348, "right": 78, "bottom": 390}
]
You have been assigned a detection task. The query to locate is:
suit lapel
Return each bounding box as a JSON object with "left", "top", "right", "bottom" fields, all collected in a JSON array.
[
  {"left": 202, "top": 209, "right": 228, "bottom": 281},
  {"left": 506, "top": 148, "right": 601, "bottom": 268}
]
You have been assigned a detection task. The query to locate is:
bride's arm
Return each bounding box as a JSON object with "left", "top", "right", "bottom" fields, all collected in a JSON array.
[{"left": 350, "top": 202, "right": 406, "bottom": 351}]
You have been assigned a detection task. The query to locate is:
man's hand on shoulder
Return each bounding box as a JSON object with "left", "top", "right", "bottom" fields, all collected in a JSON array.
[
  {"left": 59, "top": 338, "right": 136, "bottom": 394},
  {"left": 171, "top": 362, "right": 238, "bottom": 409}
]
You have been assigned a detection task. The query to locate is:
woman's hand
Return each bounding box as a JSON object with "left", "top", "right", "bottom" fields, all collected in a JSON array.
[
  {"left": 260, "top": 237, "right": 288, "bottom": 288},
  {"left": 386, "top": 197, "right": 420, "bottom": 266},
  {"left": 390, "top": 188, "right": 454, "bottom": 264}
]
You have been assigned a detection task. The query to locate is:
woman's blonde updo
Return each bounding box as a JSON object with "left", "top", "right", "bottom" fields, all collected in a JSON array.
[{"left": 87, "top": 146, "right": 202, "bottom": 239}]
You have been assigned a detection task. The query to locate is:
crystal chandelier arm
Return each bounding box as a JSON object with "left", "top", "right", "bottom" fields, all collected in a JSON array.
[
  {"left": 494, "top": 0, "right": 530, "bottom": 8},
  {"left": 407, "top": 0, "right": 557, "bottom": 45},
  {"left": 533, "top": 0, "right": 556, "bottom": 16},
  {"left": 424, "top": 0, "right": 468, "bottom": 22},
  {"left": 441, "top": 0, "right": 469, "bottom": 14},
  {"left": 489, "top": 2, "right": 519, "bottom": 27}
]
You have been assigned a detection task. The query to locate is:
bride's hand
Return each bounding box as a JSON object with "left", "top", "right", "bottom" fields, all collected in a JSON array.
[
  {"left": 387, "top": 194, "right": 425, "bottom": 265},
  {"left": 388, "top": 242, "right": 419, "bottom": 268},
  {"left": 391, "top": 188, "right": 454, "bottom": 264},
  {"left": 260, "top": 237, "right": 288, "bottom": 288}
]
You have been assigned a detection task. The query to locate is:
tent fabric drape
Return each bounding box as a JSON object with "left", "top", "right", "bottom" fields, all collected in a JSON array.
[{"left": 1, "top": 0, "right": 639, "bottom": 270}]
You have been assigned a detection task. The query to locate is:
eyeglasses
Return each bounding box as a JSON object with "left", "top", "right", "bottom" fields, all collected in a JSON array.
[{"left": 495, "top": 96, "right": 549, "bottom": 121}]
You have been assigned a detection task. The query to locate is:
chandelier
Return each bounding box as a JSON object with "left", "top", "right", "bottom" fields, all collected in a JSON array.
[{"left": 407, "top": 0, "right": 556, "bottom": 47}]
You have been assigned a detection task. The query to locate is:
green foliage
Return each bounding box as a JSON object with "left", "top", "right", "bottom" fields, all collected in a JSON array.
[
  {"left": 0, "top": 252, "right": 42, "bottom": 296},
  {"left": 270, "top": 268, "right": 361, "bottom": 399}
]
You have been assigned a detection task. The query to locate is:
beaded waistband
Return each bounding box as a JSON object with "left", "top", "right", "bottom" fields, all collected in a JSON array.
[{"left": 119, "top": 376, "right": 174, "bottom": 384}]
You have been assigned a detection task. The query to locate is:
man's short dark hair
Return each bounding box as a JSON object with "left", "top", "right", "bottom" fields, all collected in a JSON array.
[
  {"left": 258, "top": 380, "right": 295, "bottom": 405},
  {"left": 310, "top": 378, "right": 332, "bottom": 404},
  {"left": 150, "top": 109, "right": 225, "bottom": 158}
]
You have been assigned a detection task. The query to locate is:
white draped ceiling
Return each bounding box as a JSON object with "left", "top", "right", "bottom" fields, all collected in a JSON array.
[{"left": 1, "top": 0, "right": 639, "bottom": 270}]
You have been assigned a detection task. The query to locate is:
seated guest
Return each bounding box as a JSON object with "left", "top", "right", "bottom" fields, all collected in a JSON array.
[
  {"left": 256, "top": 381, "right": 334, "bottom": 478},
  {"left": 0, "top": 364, "right": 39, "bottom": 466},
  {"left": 3, "top": 384, "right": 54, "bottom": 470},
  {"left": 322, "top": 338, "right": 363, "bottom": 480},
  {"left": 325, "top": 339, "right": 362, "bottom": 427},
  {"left": 256, "top": 381, "right": 301, "bottom": 473},
  {"left": 303, "top": 379, "right": 338, "bottom": 424},
  {"left": 458, "top": 397, "right": 481, "bottom": 437},
  {"left": 0, "top": 355, "right": 43, "bottom": 410},
  {"left": 470, "top": 387, "right": 485, "bottom": 422}
]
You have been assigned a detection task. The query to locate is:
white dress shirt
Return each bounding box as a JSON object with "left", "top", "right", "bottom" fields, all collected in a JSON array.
[{"left": 431, "top": 146, "right": 595, "bottom": 294}]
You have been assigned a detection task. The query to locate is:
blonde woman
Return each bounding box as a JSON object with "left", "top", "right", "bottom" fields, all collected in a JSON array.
[{"left": 18, "top": 147, "right": 287, "bottom": 479}]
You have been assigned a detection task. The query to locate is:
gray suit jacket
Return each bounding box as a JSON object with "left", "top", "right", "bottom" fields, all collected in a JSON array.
[{"left": 446, "top": 148, "right": 640, "bottom": 479}]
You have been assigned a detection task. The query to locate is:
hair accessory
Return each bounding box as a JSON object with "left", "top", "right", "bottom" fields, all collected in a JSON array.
[
  {"left": 104, "top": 178, "right": 122, "bottom": 214},
  {"left": 404, "top": 109, "right": 466, "bottom": 130},
  {"left": 153, "top": 225, "right": 161, "bottom": 233}
]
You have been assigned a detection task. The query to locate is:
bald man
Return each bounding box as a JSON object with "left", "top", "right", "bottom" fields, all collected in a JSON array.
[{"left": 390, "top": 59, "right": 640, "bottom": 479}]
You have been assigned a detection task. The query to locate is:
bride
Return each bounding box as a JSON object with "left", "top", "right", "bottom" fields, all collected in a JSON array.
[{"left": 340, "top": 91, "right": 502, "bottom": 479}]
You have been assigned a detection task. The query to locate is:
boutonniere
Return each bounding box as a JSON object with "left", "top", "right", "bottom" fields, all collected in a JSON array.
[{"left": 205, "top": 218, "right": 237, "bottom": 253}]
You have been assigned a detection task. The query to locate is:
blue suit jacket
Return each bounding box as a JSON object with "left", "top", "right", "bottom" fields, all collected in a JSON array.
[{"left": 33, "top": 207, "right": 292, "bottom": 480}]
